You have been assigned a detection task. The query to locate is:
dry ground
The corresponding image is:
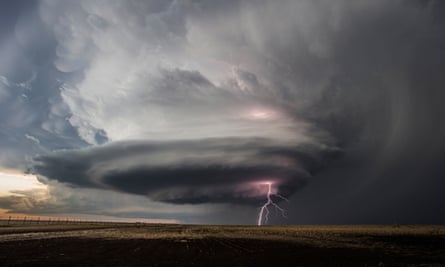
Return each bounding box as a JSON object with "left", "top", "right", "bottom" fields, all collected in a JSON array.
[{"left": 0, "top": 224, "right": 444, "bottom": 266}]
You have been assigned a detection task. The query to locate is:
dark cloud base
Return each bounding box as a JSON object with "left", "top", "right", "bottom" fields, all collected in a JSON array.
[{"left": 33, "top": 138, "right": 339, "bottom": 205}]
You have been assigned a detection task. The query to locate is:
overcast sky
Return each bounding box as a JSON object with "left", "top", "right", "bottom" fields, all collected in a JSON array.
[{"left": 0, "top": 0, "right": 444, "bottom": 224}]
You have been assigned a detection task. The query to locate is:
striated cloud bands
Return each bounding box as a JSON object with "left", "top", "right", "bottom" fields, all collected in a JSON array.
[{"left": 34, "top": 138, "right": 340, "bottom": 204}]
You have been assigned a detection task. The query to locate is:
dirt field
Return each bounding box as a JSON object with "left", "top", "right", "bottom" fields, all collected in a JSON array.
[{"left": 0, "top": 224, "right": 444, "bottom": 266}]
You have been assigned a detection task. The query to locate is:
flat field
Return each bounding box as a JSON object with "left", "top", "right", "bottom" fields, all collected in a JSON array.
[{"left": 0, "top": 223, "right": 444, "bottom": 266}]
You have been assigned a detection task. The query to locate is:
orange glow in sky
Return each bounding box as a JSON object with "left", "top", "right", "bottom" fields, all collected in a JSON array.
[{"left": 0, "top": 170, "right": 46, "bottom": 196}]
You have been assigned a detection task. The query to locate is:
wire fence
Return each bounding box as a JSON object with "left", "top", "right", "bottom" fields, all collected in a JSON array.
[{"left": 0, "top": 216, "right": 120, "bottom": 226}]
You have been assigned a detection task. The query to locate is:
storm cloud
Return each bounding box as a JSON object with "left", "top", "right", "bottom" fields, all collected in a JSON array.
[
  {"left": 1, "top": 0, "right": 444, "bottom": 223},
  {"left": 34, "top": 138, "right": 340, "bottom": 204}
]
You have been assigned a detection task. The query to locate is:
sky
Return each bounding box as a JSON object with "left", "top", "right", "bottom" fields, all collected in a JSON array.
[{"left": 0, "top": 0, "right": 444, "bottom": 225}]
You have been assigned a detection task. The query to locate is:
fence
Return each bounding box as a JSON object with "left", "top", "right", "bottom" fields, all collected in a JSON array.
[{"left": 0, "top": 216, "right": 115, "bottom": 226}]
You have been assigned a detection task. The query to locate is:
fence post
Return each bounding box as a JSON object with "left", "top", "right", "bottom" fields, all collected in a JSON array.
[
  {"left": 23, "top": 216, "right": 27, "bottom": 225},
  {"left": 8, "top": 216, "right": 11, "bottom": 225}
]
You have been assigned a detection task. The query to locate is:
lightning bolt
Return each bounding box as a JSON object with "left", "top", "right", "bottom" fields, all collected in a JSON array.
[{"left": 257, "top": 182, "right": 288, "bottom": 226}]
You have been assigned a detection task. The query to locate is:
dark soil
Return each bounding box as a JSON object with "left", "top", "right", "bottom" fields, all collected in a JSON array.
[{"left": 0, "top": 225, "right": 443, "bottom": 266}]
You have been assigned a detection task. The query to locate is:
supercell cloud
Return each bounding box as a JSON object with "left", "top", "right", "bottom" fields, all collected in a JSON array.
[
  {"left": 32, "top": 0, "right": 342, "bottom": 205},
  {"left": 0, "top": 0, "right": 444, "bottom": 223},
  {"left": 34, "top": 138, "right": 339, "bottom": 204}
]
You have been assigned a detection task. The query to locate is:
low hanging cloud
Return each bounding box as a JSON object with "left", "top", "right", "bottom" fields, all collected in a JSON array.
[{"left": 34, "top": 138, "right": 340, "bottom": 204}]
